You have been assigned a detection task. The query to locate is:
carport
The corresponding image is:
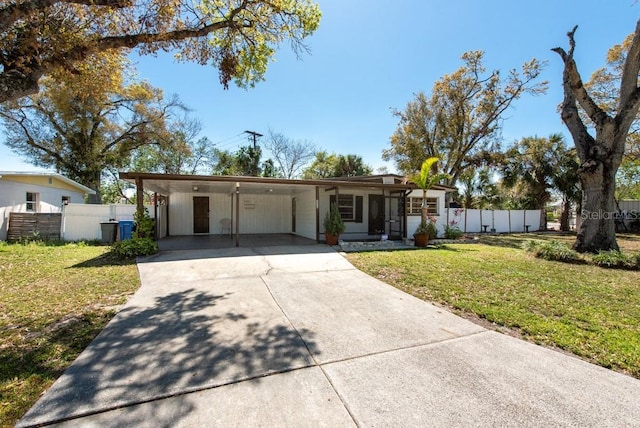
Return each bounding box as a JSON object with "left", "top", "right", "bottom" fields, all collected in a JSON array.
[{"left": 120, "top": 172, "right": 417, "bottom": 247}]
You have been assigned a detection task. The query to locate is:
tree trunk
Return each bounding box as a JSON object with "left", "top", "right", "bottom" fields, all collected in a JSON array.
[
  {"left": 552, "top": 23, "right": 640, "bottom": 252},
  {"left": 559, "top": 199, "right": 571, "bottom": 231},
  {"left": 573, "top": 163, "right": 618, "bottom": 252},
  {"left": 539, "top": 209, "right": 547, "bottom": 231},
  {"left": 85, "top": 173, "right": 102, "bottom": 204}
]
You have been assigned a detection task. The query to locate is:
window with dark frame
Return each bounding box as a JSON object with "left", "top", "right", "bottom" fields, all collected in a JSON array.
[
  {"left": 329, "top": 194, "right": 363, "bottom": 223},
  {"left": 62, "top": 196, "right": 71, "bottom": 206},
  {"left": 26, "top": 192, "right": 38, "bottom": 212},
  {"left": 337, "top": 194, "right": 354, "bottom": 220},
  {"left": 406, "top": 197, "right": 438, "bottom": 215}
]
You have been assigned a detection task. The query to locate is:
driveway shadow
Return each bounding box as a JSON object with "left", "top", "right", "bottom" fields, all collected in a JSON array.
[{"left": 19, "top": 288, "right": 317, "bottom": 427}]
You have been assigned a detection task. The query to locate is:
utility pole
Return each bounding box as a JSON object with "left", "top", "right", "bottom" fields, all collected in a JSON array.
[{"left": 244, "top": 130, "right": 263, "bottom": 149}]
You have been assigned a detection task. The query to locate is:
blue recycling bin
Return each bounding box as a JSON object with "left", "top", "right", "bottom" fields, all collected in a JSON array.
[{"left": 118, "top": 220, "right": 135, "bottom": 240}]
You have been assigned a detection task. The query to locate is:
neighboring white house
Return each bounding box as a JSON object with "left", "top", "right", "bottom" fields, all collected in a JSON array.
[
  {"left": 0, "top": 171, "right": 95, "bottom": 241},
  {"left": 120, "top": 172, "right": 454, "bottom": 243}
]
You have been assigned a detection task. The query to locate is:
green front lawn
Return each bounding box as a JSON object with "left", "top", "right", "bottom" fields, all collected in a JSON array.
[
  {"left": 0, "top": 242, "right": 140, "bottom": 427},
  {"left": 346, "top": 234, "right": 640, "bottom": 379}
]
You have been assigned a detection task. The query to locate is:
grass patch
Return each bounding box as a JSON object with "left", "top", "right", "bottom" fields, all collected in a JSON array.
[
  {"left": 346, "top": 233, "right": 640, "bottom": 379},
  {"left": 0, "top": 241, "right": 140, "bottom": 427}
]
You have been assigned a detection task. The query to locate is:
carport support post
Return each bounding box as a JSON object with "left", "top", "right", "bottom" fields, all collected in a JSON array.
[
  {"left": 235, "top": 183, "right": 240, "bottom": 247},
  {"left": 315, "top": 186, "right": 320, "bottom": 243},
  {"left": 153, "top": 192, "right": 158, "bottom": 240},
  {"left": 135, "top": 177, "right": 144, "bottom": 218}
]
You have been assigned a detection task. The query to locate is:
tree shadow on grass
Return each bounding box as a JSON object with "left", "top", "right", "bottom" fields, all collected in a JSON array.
[
  {"left": 0, "top": 310, "right": 115, "bottom": 426},
  {"left": 427, "top": 244, "right": 478, "bottom": 253},
  {"left": 473, "top": 233, "right": 576, "bottom": 250},
  {"left": 70, "top": 252, "right": 136, "bottom": 268},
  {"left": 17, "top": 288, "right": 318, "bottom": 427}
]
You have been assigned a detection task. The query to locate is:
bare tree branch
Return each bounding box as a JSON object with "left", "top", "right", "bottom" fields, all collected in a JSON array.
[{"left": 552, "top": 27, "right": 611, "bottom": 131}]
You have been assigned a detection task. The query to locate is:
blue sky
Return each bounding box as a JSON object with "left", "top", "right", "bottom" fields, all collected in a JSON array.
[{"left": 1, "top": 0, "right": 638, "bottom": 174}]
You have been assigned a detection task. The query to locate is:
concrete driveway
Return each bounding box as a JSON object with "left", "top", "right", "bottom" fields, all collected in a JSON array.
[{"left": 18, "top": 245, "right": 640, "bottom": 427}]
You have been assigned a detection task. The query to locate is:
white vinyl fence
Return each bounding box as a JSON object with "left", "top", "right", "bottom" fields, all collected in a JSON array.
[
  {"left": 408, "top": 209, "right": 543, "bottom": 237},
  {"left": 451, "top": 209, "right": 543, "bottom": 233},
  {"left": 61, "top": 204, "right": 155, "bottom": 241}
]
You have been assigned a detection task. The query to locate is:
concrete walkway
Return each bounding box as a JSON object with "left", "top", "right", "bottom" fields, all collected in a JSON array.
[{"left": 18, "top": 246, "right": 640, "bottom": 427}]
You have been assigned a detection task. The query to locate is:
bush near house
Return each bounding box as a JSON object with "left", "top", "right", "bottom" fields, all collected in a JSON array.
[{"left": 110, "top": 209, "right": 159, "bottom": 259}]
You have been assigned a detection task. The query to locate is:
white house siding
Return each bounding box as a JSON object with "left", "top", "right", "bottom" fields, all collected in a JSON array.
[
  {"left": 0, "top": 179, "right": 85, "bottom": 241},
  {"left": 168, "top": 192, "right": 297, "bottom": 236},
  {"left": 320, "top": 188, "right": 366, "bottom": 240},
  {"left": 318, "top": 188, "right": 417, "bottom": 241},
  {"left": 291, "top": 187, "right": 316, "bottom": 240},
  {"left": 169, "top": 192, "right": 231, "bottom": 236},
  {"left": 156, "top": 204, "right": 168, "bottom": 239},
  {"left": 238, "top": 193, "right": 291, "bottom": 234},
  {"left": 405, "top": 188, "right": 448, "bottom": 237}
]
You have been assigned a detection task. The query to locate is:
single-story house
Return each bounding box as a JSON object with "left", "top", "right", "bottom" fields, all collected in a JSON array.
[
  {"left": 120, "top": 172, "right": 455, "bottom": 244},
  {"left": 0, "top": 171, "right": 95, "bottom": 241}
]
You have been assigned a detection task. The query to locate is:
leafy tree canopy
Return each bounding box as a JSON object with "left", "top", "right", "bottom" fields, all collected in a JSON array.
[
  {"left": 585, "top": 33, "right": 640, "bottom": 161},
  {"left": 383, "top": 51, "right": 547, "bottom": 186},
  {"left": 0, "top": 0, "right": 321, "bottom": 103},
  {"left": 0, "top": 52, "right": 182, "bottom": 203},
  {"left": 211, "top": 144, "right": 277, "bottom": 177},
  {"left": 302, "top": 151, "right": 372, "bottom": 179},
  {"left": 500, "top": 134, "right": 580, "bottom": 228}
]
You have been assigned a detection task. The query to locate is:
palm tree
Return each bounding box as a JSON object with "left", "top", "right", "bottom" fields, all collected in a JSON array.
[{"left": 410, "top": 157, "right": 451, "bottom": 229}]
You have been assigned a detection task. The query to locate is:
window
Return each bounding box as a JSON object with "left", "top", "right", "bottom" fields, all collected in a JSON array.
[
  {"left": 62, "top": 196, "right": 71, "bottom": 206},
  {"left": 330, "top": 194, "right": 363, "bottom": 222},
  {"left": 26, "top": 192, "right": 38, "bottom": 212},
  {"left": 337, "top": 194, "right": 354, "bottom": 220},
  {"left": 406, "top": 197, "right": 438, "bottom": 215}
]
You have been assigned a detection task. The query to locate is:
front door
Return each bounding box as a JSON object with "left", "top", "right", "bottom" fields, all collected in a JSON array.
[
  {"left": 292, "top": 197, "right": 297, "bottom": 233},
  {"left": 368, "top": 194, "right": 385, "bottom": 235},
  {"left": 193, "top": 196, "right": 209, "bottom": 234}
]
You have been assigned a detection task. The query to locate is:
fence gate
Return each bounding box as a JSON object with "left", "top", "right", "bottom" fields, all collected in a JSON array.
[{"left": 7, "top": 213, "right": 62, "bottom": 242}]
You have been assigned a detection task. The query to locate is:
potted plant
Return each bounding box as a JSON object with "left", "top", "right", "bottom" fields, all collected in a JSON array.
[
  {"left": 324, "top": 203, "right": 345, "bottom": 245},
  {"left": 410, "top": 157, "right": 450, "bottom": 247},
  {"left": 414, "top": 216, "right": 438, "bottom": 247}
]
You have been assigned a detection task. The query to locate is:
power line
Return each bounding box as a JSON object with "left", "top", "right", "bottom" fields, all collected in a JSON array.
[
  {"left": 215, "top": 135, "right": 247, "bottom": 150},
  {"left": 212, "top": 132, "right": 244, "bottom": 146},
  {"left": 244, "top": 130, "right": 263, "bottom": 150}
]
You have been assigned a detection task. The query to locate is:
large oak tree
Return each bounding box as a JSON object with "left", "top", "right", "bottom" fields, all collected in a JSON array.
[
  {"left": 0, "top": 53, "right": 182, "bottom": 203},
  {"left": 383, "top": 51, "right": 547, "bottom": 186},
  {"left": 0, "top": 0, "right": 321, "bottom": 103},
  {"left": 553, "top": 21, "right": 640, "bottom": 252}
]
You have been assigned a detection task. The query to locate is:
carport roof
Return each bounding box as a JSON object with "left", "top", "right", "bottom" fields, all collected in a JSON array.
[{"left": 119, "top": 172, "right": 456, "bottom": 196}]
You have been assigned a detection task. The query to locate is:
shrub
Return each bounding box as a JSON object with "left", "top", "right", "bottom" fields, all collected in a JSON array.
[
  {"left": 112, "top": 238, "right": 158, "bottom": 259},
  {"left": 415, "top": 220, "right": 438, "bottom": 239},
  {"left": 134, "top": 209, "right": 155, "bottom": 239},
  {"left": 443, "top": 224, "right": 464, "bottom": 239},
  {"left": 323, "top": 203, "right": 345, "bottom": 235},
  {"left": 591, "top": 250, "right": 640, "bottom": 270},
  {"left": 523, "top": 240, "right": 582, "bottom": 263}
]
